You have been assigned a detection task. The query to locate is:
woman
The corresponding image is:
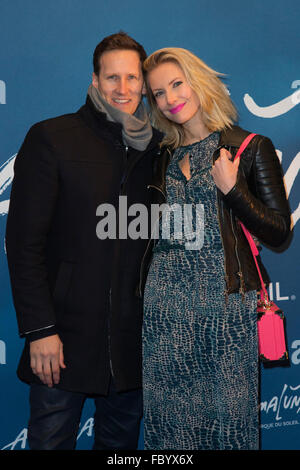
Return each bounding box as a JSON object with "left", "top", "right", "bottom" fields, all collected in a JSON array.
[{"left": 141, "top": 48, "right": 291, "bottom": 450}]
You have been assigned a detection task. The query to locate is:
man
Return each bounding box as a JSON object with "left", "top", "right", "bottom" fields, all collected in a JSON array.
[{"left": 6, "top": 32, "right": 162, "bottom": 450}]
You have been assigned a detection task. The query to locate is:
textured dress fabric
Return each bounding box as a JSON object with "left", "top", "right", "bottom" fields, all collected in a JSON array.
[{"left": 143, "top": 132, "right": 259, "bottom": 450}]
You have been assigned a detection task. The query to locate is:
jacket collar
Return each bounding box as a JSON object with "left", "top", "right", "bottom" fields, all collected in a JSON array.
[{"left": 219, "top": 125, "right": 251, "bottom": 148}]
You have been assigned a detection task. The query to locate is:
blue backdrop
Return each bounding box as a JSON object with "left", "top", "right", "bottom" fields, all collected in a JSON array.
[{"left": 0, "top": 0, "right": 299, "bottom": 450}]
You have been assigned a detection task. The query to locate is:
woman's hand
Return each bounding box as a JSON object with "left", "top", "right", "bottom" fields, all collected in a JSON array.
[{"left": 211, "top": 148, "right": 240, "bottom": 195}]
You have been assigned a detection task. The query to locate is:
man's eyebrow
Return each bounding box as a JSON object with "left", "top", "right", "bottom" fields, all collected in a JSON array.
[{"left": 103, "top": 72, "right": 140, "bottom": 77}]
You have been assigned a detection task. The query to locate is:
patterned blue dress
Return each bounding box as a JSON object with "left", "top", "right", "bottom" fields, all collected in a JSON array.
[{"left": 143, "top": 132, "right": 259, "bottom": 450}]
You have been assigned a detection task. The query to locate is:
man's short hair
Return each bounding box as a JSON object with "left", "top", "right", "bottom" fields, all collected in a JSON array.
[{"left": 93, "top": 31, "right": 147, "bottom": 75}]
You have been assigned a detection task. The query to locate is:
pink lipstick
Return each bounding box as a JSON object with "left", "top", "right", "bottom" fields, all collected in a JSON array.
[{"left": 169, "top": 103, "right": 185, "bottom": 114}]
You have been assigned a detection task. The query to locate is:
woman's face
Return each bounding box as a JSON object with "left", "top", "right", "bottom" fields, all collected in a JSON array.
[{"left": 147, "top": 61, "right": 201, "bottom": 125}]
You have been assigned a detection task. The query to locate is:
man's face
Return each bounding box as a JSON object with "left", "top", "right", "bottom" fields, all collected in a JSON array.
[{"left": 92, "top": 49, "right": 145, "bottom": 115}]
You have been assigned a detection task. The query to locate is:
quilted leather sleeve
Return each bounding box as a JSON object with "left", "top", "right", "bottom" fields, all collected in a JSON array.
[{"left": 223, "top": 135, "right": 291, "bottom": 247}]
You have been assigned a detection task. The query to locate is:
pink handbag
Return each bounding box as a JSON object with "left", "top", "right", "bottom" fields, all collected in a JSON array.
[{"left": 233, "top": 134, "right": 288, "bottom": 363}]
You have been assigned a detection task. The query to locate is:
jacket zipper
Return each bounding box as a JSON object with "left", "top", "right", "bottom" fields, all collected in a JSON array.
[
  {"left": 230, "top": 209, "right": 245, "bottom": 301},
  {"left": 108, "top": 287, "right": 115, "bottom": 379},
  {"left": 108, "top": 145, "right": 129, "bottom": 380},
  {"left": 120, "top": 145, "right": 129, "bottom": 192},
  {"left": 213, "top": 144, "right": 245, "bottom": 301},
  {"left": 147, "top": 184, "right": 166, "bottom": 199}
]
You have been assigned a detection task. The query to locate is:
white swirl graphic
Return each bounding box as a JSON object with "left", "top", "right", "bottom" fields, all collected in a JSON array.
[
  {"left": 244, "top": 90, "right": 300, "bottom": 118},
  {"left": 0, "top": 154, "right": 16, "bottom": 216}
]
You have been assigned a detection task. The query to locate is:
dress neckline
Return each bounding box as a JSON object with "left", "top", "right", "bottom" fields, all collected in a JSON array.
[{"left": 179, "top": 131, "right": 219, "bottom": 150}]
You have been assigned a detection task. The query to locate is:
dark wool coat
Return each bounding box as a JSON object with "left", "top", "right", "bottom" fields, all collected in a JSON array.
[{"left": 6, "top": 97, "right": 162, "bottom": 394}]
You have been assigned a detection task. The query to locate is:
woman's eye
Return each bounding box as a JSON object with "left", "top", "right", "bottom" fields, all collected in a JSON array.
[
  {"left": 154, "top": 90, "right": 163, "bottom": 98},
  {"left": 173, "top": 81, "right": 182, "bottom": 88}
]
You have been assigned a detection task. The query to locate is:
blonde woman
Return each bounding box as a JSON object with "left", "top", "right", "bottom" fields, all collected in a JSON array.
[{"left": 140, "top": 48, "right": 291, "bottom": 450}]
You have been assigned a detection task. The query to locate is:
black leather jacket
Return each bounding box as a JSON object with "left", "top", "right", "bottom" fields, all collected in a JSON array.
[{"left": 137, "top": 126, "right": 291, "bottom": 299}]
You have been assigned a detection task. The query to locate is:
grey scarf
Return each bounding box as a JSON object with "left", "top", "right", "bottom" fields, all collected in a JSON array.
[{"left": 87, "top": 84, "right": 152, "bottom": 151}]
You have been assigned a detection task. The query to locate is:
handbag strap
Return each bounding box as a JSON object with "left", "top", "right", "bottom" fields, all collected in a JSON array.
[
  {"left": 233, "top": 133, "right": 257, "bottom": 162},
  {"left": 232, "top": 133, "right": 270, "bottom": 301},
  {"left": 239, "top": 221, "right": 269, "bottom": 300}
]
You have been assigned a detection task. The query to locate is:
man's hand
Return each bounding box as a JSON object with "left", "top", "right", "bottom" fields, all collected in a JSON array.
[
  {"left": 30, "top": 334, "right": 66, "bottom": 387},
  {"left": 211, "top": 148, "right": 239, "bottom": 195}
]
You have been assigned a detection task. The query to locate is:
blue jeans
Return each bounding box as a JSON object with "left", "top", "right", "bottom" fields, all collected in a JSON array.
[{"left": 28, "top": 379, "right": 142, "bottom": 450}]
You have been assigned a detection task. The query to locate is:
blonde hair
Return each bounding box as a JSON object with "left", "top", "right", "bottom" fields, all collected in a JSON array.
[{"left": 143, "top": 48, "right": 238, "bottom": 148}]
